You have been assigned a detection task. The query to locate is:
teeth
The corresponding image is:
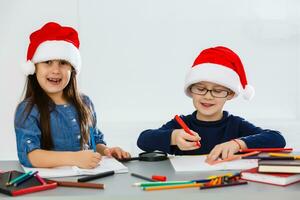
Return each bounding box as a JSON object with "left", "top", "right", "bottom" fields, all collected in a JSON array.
[{"left": 48, "top": 78, "right": 60, "bottom": 82}]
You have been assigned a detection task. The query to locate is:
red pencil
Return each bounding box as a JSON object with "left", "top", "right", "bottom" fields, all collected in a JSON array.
[
  {"left": 240, "top": 148, "right": 293, "bottom": 153},
  {"left": 174, "top": 115, "right": 201, "bottom": 147}
]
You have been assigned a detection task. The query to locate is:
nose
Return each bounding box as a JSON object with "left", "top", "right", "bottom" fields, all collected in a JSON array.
[
  {"left": 50, "top": 61, "right": 61, "bottom": 73},
  {"left": 204, "top": 90, "right": 214, "bottom": 99}
]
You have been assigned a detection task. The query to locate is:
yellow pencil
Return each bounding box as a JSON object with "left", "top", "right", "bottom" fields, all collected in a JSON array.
[
  {"left": 269, "top": 153, "right": 300, "bottom": 159},
  {"left": 143, "top": 183, "right": 203, "bottom": 191}
]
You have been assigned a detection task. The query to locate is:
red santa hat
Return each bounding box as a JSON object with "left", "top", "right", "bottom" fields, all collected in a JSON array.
[
  {"left": 22, "top": 22, "right": 81, "bottom": 75},
  {"left": 184, "top": 46, "right": 255, "bottom": 100}
]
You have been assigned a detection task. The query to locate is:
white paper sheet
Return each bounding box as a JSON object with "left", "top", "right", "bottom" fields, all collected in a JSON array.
[
  {"left": 170, "top": 155, "right": 258, "bottom": 172},
  {"left": 22, "top": 157, "right": 128, "bottom": 178}
]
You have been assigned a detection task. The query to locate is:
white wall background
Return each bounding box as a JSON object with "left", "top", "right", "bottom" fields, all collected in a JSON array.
[{"left": 1, "top": 0, "right": 300, "bottom": 160}]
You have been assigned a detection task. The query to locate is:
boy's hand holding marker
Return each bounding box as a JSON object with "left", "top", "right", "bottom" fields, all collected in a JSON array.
[
  {"left": 171, "top": 129, "right": 201, "bottom": 151},
  {"left": 172, "top": 115, "right": 201, "bottom": 151}
]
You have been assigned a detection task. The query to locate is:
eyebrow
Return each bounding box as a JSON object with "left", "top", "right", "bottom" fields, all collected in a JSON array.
[{"left": 194, "top": 84, "right": 228, "bottom": 90}]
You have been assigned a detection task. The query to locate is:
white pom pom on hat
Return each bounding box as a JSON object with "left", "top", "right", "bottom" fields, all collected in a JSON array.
[
  {"left": 21, "top": 22, "right": 81, "bottom": 76},
  {"left": 21, "top": 60, "right": 35, "bottom": 75},
  {"left": 184, "top": 46, "right": 255, "bottom": 100}
]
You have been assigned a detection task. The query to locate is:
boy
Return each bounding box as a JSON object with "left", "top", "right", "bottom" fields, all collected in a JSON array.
[{"left": 137, "top": 46, "right": 286, "bottom": 162}]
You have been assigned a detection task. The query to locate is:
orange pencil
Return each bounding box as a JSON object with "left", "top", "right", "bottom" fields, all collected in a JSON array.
[
  {"left": 174, "top": 115, "right": 201, "bottom": 147},
  {"left": 143, "top": 183, "right": 203, "bottom": 191}
]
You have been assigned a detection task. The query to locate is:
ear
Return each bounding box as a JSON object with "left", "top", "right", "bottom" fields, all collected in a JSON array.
[{"left": 227, "top": 92, "right": 235, "bottom": 100}]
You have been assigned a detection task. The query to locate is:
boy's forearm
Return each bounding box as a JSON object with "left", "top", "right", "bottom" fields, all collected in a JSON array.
[{"left": 28, "top": 149, "right": 77, "bottom": 168}]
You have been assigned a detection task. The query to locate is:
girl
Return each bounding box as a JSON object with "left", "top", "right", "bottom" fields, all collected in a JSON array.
[
  {"left": 15, "top": 22, "right": 130, "bottom": 168},
  {"left": 137, "top": 46, "right": 286, "bottom": 163}
]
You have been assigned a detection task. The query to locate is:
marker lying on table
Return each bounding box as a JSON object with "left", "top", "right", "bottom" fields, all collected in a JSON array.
[
  {"left": 78, "top": 170, "right": 115, "bottom": 182},
  {"left": 131, "top": 173, "right": 157, "bottom": 182},
  {"left": 240, "top": 148, "right": 293, "bottom": 153},
  {"left": 174, "top": 115, "right": 201, "bottom": 147}
]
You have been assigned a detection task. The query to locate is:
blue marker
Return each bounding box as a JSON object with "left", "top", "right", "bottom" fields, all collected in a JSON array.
[{"left": 90, "top": 127, "right": 96, "bottom": 152}]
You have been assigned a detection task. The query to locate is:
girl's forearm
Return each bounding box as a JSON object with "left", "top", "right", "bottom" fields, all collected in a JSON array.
[
  {"left": 96, "top": 144, "right": 108, "bottom": 155},
  {"left": 28, "top": 149, "right": 77, "bottom": 168}
]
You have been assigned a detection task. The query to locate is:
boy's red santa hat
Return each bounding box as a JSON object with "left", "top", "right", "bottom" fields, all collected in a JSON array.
[
  {"left": 184, "top": 46, "right": 255, "bottom": 100},
  {"left": 22, "top": 22, "right": 81, "bottom": 75}
]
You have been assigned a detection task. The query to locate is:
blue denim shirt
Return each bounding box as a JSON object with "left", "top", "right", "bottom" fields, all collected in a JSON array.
[{"left": 14, "top": 95, "right": 106, "bottom": 167}]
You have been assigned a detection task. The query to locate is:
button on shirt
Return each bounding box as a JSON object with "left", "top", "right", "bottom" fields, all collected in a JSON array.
[{"left": 14, "top": 96, "right": 106, "bottom": 167}]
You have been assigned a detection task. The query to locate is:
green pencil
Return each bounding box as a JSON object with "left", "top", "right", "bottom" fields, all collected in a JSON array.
[
  {"left": 6, "top": 171, "right": 33, "bottom": 186},
  {"left": 133, "top": 180, "right": 194, "bottom": 187}
]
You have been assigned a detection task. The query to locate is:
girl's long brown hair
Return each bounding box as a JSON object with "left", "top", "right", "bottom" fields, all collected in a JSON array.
[{"left": 19, "top": 69, "right": 93, "bottom": 150}]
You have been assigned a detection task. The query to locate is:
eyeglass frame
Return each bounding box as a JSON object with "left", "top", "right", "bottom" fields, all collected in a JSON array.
[{"left": 189, "top": 84, "right": 234, "bottom": 98}]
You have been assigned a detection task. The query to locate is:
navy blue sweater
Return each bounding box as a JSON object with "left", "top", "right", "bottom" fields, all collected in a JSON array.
[{"left": 137, "top": 111, "right": 286, "bottom": 155}]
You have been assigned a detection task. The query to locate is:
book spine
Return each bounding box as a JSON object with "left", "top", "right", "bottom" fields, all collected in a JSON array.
[{"left": 11, "top": 183, "right": 57, "bottom": 196}]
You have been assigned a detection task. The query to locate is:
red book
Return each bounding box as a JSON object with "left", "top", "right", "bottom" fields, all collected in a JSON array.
[
  {"left": 241, "top": 167, "right": 300, "bottom": 186},
  {"left": 0, "top": 170, "right": 57, "bottom": 196}
]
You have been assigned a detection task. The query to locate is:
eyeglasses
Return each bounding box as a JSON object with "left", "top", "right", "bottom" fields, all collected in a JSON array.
[{"left": 190, "top": 85, "right": 232, "bottom": 98}]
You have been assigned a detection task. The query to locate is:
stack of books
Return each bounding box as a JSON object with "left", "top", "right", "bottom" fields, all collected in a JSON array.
[
  {"left": 241, "top": 167, "right": 300, "bottom": 186},
  {"left": 241, "top": 150, "right": 300, "bottom": 186}
]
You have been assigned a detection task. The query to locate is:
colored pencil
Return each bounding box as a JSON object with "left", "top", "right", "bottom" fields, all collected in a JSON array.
[
  {"left": 14, "top": 171, "right": 38, "bottom": 186},
  {"left": 240, "top": 148, "right": 293, "bottom": 153},
  {"left": 242, "top": 156, "right": 294, "bottom": 160},
  {"left": 6, "top": 171, "right": 12, "bottom": 186},
  {"left": 200, "top": 180, "right": 248, "bottom": 189},
  {"left": 35, "top": 174, "right": 47, "bottom": 185},
  {"left": 143, "top": 183, "right": 203, "bottom": 191},
  {"left": 269, "top": 153, "right": 300, "bottom": 159},
  {"left": 6, "top": 171, "right": 33, "bottom": 186},
  {"left": 56, "top": 181, "right": 104, "bottom": 189},
  {"left": 133, "top": 180, "right": 194, "bottom": 187}
]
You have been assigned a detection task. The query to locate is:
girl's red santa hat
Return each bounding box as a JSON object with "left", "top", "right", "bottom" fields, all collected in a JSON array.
[
  {"left": 22, "top": 22, "right": 81, "bottom": 75},
  {"left": 184, "top": 46, "right": 255, "bottom": 100}
]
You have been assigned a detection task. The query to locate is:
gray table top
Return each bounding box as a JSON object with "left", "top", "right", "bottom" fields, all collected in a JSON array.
[{"left": 0, "top": 160, "right": 299, "bottom": 200}]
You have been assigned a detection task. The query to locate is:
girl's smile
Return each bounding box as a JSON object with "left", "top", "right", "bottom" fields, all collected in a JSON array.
[{"left": 46, "top": 77, "right": 62, "bottom": 85}]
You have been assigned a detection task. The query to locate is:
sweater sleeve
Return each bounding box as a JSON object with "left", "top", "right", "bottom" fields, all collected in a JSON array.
[
  {"left": 238, "top": 118, "right": 286, "bottom": 148},
  {"left": 137, "top": 119, "right": 180, "bottom": 154}
]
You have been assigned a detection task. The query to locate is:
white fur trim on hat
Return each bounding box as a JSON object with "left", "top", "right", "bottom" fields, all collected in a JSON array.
[
  {"left": 31, "top": 40, "right": 81, "bottom": 74},
  {"left": 21, "top": 60, "right": 35, "bottom": 75},
  {"left": 184, "top": 63, "right": 242, "bottom": 98},
  {"left": 243, "top": 84, "right": 255, "bottom": 100}
]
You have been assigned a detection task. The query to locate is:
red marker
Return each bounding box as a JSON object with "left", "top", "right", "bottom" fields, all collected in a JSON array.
[{"left": 174, "top": 115, "right": 201, "bottom": 147}]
